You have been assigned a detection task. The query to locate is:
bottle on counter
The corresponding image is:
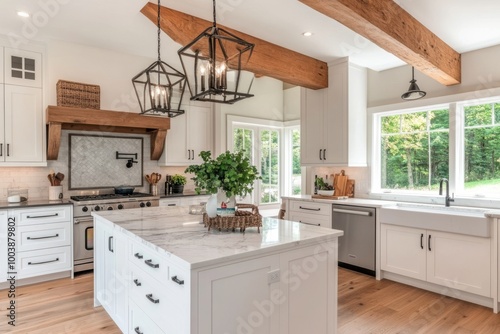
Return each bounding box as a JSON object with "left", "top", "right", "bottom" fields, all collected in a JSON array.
[
  {"left": 165, "top": 174, "right": 172, "bottom": 195},
  {"left": 314, "top": 175, "right": 318, "bottom": 195}
]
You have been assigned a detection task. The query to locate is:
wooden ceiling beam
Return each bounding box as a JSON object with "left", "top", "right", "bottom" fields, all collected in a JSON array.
[
  {"left": 300, "top": 0, "right": 461, "bottom": 86},
  {"left": 141, "top": 3, "right": 328, "bottom": 90}
]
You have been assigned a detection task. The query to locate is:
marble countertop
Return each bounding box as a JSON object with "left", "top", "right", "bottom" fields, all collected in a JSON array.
[
  {"left": 92, "top": 206, "right": 343, "bottom": 270},
  {"left": 0, "top": 199, "right": 72, "bottom": 210}
]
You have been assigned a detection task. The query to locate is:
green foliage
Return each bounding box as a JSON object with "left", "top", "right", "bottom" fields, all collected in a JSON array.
[
  {"left": 185, "top": 151, "right": 261, "bottom": 198},
  {"left": 315, "top": 177, "right": 333, "bottom": 190},
  {"left": 171, "top": 174, "right": 187, "bottom": 185}
]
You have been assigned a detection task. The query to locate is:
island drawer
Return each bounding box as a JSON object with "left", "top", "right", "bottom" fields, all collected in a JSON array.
[
  {"left": 288, "top": 212, "right": 331, "bottom": 228},
  {"left": 289, "top": 200, "right": 331, "bottom": 217},
  {"left": 17, "top": 222, "right": 71, "bottom": 252},
  {"left": 129, "top": 240, "right": 169, "bottom": 282},
  {"left": 129, "top": 262, "right": 189, "bottom": 333},
  {"left": 17, "top": 205, "right": 72, "bottom": 226},
  {"left": 17, "top": 246, "right": 71, "bottom": 279},
  {"left": 129, "top": 300, "right": 166, "bottom": 334}
]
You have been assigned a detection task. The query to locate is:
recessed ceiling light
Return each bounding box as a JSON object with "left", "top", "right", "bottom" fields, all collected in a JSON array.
[
  {"left": 302, "top": 32, "right": 313, "bottom": 37},
  {"left": 17, "top": 11, "right": 30, "bottom": 18}
]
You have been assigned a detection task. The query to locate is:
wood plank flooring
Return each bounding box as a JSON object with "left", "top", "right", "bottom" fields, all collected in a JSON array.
[{"left": 1, "top": 269, "right": 499, "bottom": 333}]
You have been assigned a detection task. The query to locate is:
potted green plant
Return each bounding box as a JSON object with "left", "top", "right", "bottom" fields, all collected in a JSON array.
[
  {"left": 315, "top": 177, "right": 334, "bottom": 196},
  {"left": 171, "top": 174, "right": 187, "bottom": 194},
  {"left": 185, "top": 151, "right": 260, "bottom": 216}
]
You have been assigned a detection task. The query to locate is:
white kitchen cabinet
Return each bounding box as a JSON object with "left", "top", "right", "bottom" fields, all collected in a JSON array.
[
  {"left": 159, "top": 103, "right": 213, "bottom": 166},
  {"left": 381, "top": 223, "right": 491, "bottom": 297},
  {"left": 3, "top": 47, "right": 42, "bottom": 88},
  {"left": 0, "top": 210, "right": 7, "bottom": 283},
  {"left": 300, "top": 57, "right": 367, "bottom": 166},
  {"left": 0, "top": 48, "right": 4, "bottom": 83},
  {"left": 285, "top": 199, "right": 332, "bottom": 228},
  {"left": 198, "top": 255, "right": 280, "bottom": 333},
  {"left": 94, "top": 221, "right": 128, "bottom": 332},
  {"left": 8, "top": 205, "right": 73, "bottom": 281},
  {"left": 159, "top": 198, "right": 181, "bottom": 207},
  {"left": 381, "top": 224, "right": 426, "bottom": 280},
  {"left": 1, "top": 85, "right": 43, "bottom": 164}
]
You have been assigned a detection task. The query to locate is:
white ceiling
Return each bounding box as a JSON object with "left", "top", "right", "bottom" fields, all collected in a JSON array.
[{"left": 1, "top": 0, "right": 500, "bottom": 72}]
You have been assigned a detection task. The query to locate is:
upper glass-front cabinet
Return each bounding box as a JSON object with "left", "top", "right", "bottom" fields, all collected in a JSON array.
[{"left": 4, "top": 47, "right": 42, "bottom": 88}]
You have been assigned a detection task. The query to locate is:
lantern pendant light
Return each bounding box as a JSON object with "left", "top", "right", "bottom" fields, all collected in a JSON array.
[
  {"left": 132, "top": 0, "right": 186, "bottom": 117},
  {"left": 401, "top": 66, "right": 426, "bottom": 101},
  {"left": 178, "top": 0, "right": 255, "bottom": 104}
]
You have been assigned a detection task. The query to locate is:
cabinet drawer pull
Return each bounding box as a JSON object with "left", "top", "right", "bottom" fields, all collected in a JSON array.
[
  {"left": 7, "top": 143, "right": 10, "bottom": 157},
  {"left": 191, "top": 149, "right": 195, "bottom": 160},
  {"left": 27, "top": 233, "right": 59, "bottom": 240},
  {"left": 323, "top": 149, "right": 326, "bottom": 160},
  {"left": 144, "top": 259, "right": 159, "bottom": 268},
  {"left": 319, "top": 149, "right": 323, "bottom": 160},
  {"left": 134, "top": 252, "right": 143, "bottom": 259},
  {"left": 171, "top": 275, "right": 185, "bottom": 285},
  {"left": 146, "top": 293, "right": 160, "bottom": 304},
  {"left": 299, "top": 221, "right": 320, "bottom": 226},
  {"left": 299, "top": 206, "right": 321, "bottom": 211},
  {"left": 134, "top": 327, "right": 144, "bottom": 334},
  {"left": 428, "top": 235, "right": 432, "bottom": 251},
  {"left": 27, "top": 213, "right": 59, "bottom": 219},
  {"left": 420, "top": 233, "right": 424, "bottom": 249},
  {"left": 108, "top": 236, "right": 114, "bottom": 253},
  {"left": 0, "top": 143, "right": 2, "bottom": 157},
  {"left": 133, "top": 279, "right": 142, "bottom": 286},
  {"left": 28, "top": 258, "right": 59, "bottom": 265}
]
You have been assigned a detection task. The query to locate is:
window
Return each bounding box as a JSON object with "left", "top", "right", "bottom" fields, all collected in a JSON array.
[
  {"left": 379, "top": 108, "right": 449, "bottom": 192},
  {"left": 228, "top": 116, "right": 301, "bottom": 206},
  {"left": 373, "top": 97, "right": 500, "bottom": 199},
  {"left": 463, "top": 102, "right": 500, "bottom": 196}
]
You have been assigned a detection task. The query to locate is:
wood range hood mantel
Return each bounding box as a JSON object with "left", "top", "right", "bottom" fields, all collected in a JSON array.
[{"left": 46, "top": 106, "right": 170, "bottom": 160}]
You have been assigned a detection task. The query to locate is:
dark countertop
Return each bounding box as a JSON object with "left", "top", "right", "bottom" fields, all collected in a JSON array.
[{"left": 0, "top": 199, "right": 73, "bottom": 210}]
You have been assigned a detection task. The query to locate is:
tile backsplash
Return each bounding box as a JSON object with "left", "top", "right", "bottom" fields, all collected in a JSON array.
[{"left": 0, "top": 130, "right": 196, "bottom": 200}]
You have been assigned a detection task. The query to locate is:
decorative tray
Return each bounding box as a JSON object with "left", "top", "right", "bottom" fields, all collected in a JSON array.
[{"left": 203, "top": 203, "right": 262, "bottom": 233}]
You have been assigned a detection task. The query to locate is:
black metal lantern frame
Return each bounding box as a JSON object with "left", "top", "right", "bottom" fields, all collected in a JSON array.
[
  {"left": 132, "top": 0, "right": 186, "bottom": 117},
  {"left": 178, "top": 0, "right": 255, "bottom": 104}
]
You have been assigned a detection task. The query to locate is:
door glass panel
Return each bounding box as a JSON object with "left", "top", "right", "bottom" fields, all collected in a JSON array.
[{"left": 85, "top": 226, "right": 94, "bottom": 251}]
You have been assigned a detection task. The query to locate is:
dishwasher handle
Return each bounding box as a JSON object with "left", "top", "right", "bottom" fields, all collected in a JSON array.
[{"left": 332, "top": 208, "right": 372, "bottom": 216}]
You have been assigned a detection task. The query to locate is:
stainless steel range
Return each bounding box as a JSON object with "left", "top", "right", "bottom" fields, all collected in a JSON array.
[{"left": 70, "top": 192, "right": 159, "bottom": 272}]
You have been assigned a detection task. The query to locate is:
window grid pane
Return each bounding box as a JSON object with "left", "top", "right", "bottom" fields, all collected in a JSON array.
[{"left": 260, "top": 130, "right": 279, "bottom": 204}]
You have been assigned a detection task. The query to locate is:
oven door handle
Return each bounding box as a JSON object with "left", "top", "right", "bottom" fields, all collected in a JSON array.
[{"left": 74, "top": 218, "right": 93, "bottom": 224}]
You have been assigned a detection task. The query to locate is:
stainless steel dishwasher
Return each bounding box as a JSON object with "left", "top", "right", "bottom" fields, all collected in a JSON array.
[{"left": 332, "top": 204, "right": 376, "bottom": 276}]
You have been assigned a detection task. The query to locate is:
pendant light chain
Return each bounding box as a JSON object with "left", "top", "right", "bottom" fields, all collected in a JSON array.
[
  {"left": 212, "top": 0, "right": 216, "bottom": 27},
  {"left": 157, "top": 0, "right": 161, "bottom": 62}
]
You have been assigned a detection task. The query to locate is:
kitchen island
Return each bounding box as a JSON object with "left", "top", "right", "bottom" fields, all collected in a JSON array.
[{"left": 92, "top": 206, "right": 343, "bottom": 334}]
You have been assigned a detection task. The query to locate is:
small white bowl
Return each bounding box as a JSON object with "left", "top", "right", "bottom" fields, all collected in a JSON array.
[{"left": 317, "top": 190, "right": 334, "bottom": 196}]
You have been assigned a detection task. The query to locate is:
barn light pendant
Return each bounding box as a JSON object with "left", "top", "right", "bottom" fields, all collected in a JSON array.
[
  {"left": 178, "top": 0, "right": 255, "bottom": 104},
  {"left": 401, "top": 66, "right": 426, "bottom": 100},
  {"left": 132, "top": 0, "right": 186, "bottom": 117}
]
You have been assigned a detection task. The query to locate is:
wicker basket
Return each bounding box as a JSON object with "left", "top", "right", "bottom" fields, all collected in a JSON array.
[
  {"left": 57, "top": 80, "right": 100, "bottom": 109},
  {"left": 203, "top": 203, "right": 262, "bottom": 233}
]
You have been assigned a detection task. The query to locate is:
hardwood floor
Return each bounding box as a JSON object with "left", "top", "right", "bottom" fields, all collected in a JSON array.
[{"left": 1, "top": 269, "right": 499, "bottom": 333}]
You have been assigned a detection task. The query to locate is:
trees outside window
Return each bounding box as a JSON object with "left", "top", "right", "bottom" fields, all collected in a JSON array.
[{"left": 375, "top": 98, "right": 500, "bottom": 198}]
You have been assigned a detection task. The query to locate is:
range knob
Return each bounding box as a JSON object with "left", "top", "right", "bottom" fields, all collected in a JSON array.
[
  {"left": 82, "top": 206, "right": 89, "bottom": 213},
  {"left": 107, "top": 206, "right": 113, "bottom": 210},
  {"left": 94, "top": 206, "right": 100, "bottom": 211},
  {"left": 140, "top": 202, "right": 146, "bottom": 208},
  {"left": 117, "top": 204, "right": 124, "bottom": 210},
  {"left": 146, "top": 201, "right": 152, "bottom": 207}
]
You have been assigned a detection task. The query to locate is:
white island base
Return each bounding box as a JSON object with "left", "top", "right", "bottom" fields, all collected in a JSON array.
[{"left": 92, "top": 206, "right": 343, "bottom": 334}]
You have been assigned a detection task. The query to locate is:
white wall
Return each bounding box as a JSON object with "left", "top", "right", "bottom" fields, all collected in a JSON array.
[
  {"left": 283, "top": 86, "right": 300, "bottom": 121},
  {"left": 214, "top": 75, "right": 285, "bottom": 154},
  {"left": 368, "top": 44, "right": 500, "bottom": 108}
]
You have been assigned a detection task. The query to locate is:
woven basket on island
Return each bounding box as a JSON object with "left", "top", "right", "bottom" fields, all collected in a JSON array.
[{"left": 203, "top": 203, "right": 262, "bottom": 233}]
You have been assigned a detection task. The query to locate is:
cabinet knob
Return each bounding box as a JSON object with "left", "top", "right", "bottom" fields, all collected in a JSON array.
[{"left": 134, "top": 326, "right": 144, "bottom": 334}]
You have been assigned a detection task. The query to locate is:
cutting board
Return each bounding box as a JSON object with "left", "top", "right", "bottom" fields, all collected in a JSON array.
[{"left": 334, "top": 170, "right": 348, "bottom": 196}]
